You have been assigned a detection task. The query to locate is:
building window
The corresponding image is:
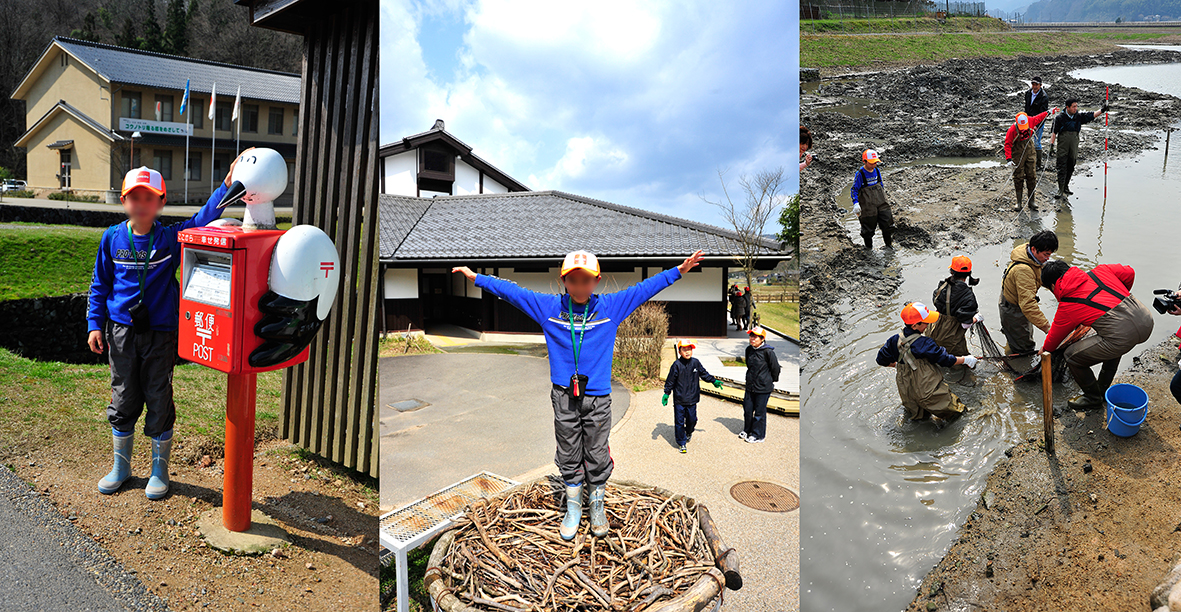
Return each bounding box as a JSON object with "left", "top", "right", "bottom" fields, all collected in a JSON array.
[
  {"left": 215, "top": 102, "right": 232, "bottom": 131},
  {"left": 213, "top": 153, "right": 233, "bottom": 184},
  {"left": 422, "top": 149, "right": 450, "bottom": 173},
  {"left": 287, "top": 161, "right": 295, "bottom": 183},
  {"left": 155, "top": 94, "right": 173, "bottom": 122},
  {"left": 268, "top": 107, "right": 284, "bottom": 135},
  {"left": 130, "top": 150, "right": 141, "bottom": 169},
  {"left": 243, "top": 104, "right": 259, "bottom": 133},
  {"left": 191, "top": 99, "right": 203, "bottom": 128},
  {"left": 186, "top": 153, "right": 201, "bottom": 181},
  {"left": 153, "top": 150, "right": 172, "bottom": 180},
  {"left": 292, "top": 109, "right": 298, "bottom": 136},
  {"left": 121, "top": 91, "right": 141, "bottom": 119},
  {"left": 60, "top": 52, "right": 68, "bottom": 67}
]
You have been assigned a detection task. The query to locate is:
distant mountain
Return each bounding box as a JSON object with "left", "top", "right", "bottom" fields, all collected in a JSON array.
[{"left": 1020, "top": 0, "right": 1181, "bottom": 22}]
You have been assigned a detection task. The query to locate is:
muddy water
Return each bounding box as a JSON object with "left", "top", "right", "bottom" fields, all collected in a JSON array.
[
  {"left": 1071, "top": 61, "right": 1181, "bottom": 98},
  {"left": 802, "top": 139, "right": 1181, "bottom": 611}
]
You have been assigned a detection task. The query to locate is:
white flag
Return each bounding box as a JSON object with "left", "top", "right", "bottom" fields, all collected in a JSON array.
[
  {"left": 208, "top": 83, "right": 217, "bottom": 120},
  {"left": 232, "top": 85, "right": 241, "bottom": 122}
]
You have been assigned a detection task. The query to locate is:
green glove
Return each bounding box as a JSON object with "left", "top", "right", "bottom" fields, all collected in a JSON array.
[
  {"left": 712, "top": 380, "right": 724, "bottom": 389},
  {"left": 661, "top": 394, "right": 669, "bottom": 406}
]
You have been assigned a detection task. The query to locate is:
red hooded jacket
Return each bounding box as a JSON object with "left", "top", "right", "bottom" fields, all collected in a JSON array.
[
  {"left": 1043, "top": 264, "right": 1136, "bottom": 352},
  {"left": 1004, "top": 111, "right": 1050, "bottom": 160}
]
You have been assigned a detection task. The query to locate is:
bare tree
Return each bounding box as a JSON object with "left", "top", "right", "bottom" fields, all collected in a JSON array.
[{"left": 701, "top": 166, "right": 788, "bottom": 297}]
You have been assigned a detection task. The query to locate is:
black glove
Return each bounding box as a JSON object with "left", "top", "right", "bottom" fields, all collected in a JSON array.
[
  {"left": 248, "top": 291, "right": 324, "bottom": 367},
  {"left": 1100, "top": 104, "right": 1109, "bottom": 114}
]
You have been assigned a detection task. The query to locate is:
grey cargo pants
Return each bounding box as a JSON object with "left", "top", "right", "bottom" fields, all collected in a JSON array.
[
  {"left": 1064, "top": 296, "right": 1154, "bottom": 384},
  {"left": 550, "top": 385, "right": 614, "bottom": 486},
  {"left": 105, "top": 322, "right": 177, "bottom": 438}
]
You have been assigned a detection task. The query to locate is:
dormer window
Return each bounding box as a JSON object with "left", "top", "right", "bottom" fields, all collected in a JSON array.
[{"left": 419, "top": 144, "right": 454, "bottom": 181}]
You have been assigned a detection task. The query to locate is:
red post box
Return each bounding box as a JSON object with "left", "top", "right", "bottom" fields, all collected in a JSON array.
[{"left": 178, "top": 227, "right": 309, "bottom": 373}]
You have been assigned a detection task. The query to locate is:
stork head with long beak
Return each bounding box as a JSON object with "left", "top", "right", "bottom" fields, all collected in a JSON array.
[{"left": 218, "top": 147, "right": 287, "bottom": 230}]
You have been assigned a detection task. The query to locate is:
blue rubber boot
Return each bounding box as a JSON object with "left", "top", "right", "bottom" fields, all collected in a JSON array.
[
  {"left": 145, "top": 431, "right": 172, "bottom": 500},
  {"left": 589, "top": 483, "right": 608, "bottom": 537},
  {"left": 559, "top": 483, "right": 583, "bottom": 541},
  {"left": 98, "top": 430, "right": 133, "bottom": 494}
]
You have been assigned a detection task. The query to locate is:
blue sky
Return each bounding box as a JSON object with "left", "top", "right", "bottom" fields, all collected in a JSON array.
[{"left": 380, "top": 0, "right": 797, "bottom": 230}]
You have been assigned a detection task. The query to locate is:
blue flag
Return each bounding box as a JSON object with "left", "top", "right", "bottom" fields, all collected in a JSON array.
[{"left": 179, "top": 78, "right": 190, "bottom": 115}]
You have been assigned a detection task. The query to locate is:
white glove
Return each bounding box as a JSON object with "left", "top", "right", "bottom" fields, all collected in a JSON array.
[
  {"left": 853, "top": 203, "right": 862, "bottom": 216},
  {"left": 1006, "top": 160, "right": 1014, "bottom": 168},
  {"left": 963, "top": 355, "right": 979, "bottom": 368},
  {"left": 973, "top": 313, "right": 983, "bottom": 324}
]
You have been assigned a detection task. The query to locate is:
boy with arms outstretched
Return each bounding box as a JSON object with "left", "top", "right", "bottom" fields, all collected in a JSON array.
[{"left": 453, "top": 249, "right": 705, "bottom": 540}]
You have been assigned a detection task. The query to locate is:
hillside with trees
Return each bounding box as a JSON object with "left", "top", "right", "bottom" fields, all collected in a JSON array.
[
  {"left": 1020, "top": 0, "right": 1181, "bottom": 21},
  {"left": 0, "top": 0, "right": 303, "bottom": 179}
]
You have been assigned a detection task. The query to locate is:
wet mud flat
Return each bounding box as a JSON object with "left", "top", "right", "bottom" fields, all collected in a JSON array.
[
  {"left": 907, "top": 337, "right": 1181, "bottom": 612},
  {"left": 800, "top": 50, "right": 1181, "bottom": 357}
]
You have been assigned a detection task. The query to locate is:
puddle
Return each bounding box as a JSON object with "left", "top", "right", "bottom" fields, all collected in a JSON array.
[
  {"left": 802, "top": 137, "right": 1181, "bottom": 611},
  {"left": 1071, "top": 62, "right": 1181, "bottom": 98},
  {"left": 817, "top": 97, "right": 881, "bottom": 119}
]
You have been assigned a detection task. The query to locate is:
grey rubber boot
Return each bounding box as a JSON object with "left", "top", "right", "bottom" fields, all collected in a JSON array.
[
  {"left": 559, "top": 483, "right": 583, "bottom": 541},
  {"left": 145, "top": 432, "right": 172, "bottom": 500},
  {"left": 98, "top": 431, "right": 133, "bottom": 495},
  {"left": 588, "top": 483, "right": 608, "bottom": 537}
]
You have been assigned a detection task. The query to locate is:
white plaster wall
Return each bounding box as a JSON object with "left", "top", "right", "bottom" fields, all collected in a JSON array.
[
  {"left": 382, "top": 151, "right": 416, "bottom": 196},
  {"left": 483, "top": 176, "right": 508, "bottom": 194},
  {"left": 501, "top": 268, "right": 564, "bottom": 294},
  {"left": 454, "top": 159, "right": 480, "bottom": 195},
  {"left": 645, "top": 266, "right": 722, "bottom": 301},
  {"left": 384, "top": 268, "right": 418, "bottom": 299}
]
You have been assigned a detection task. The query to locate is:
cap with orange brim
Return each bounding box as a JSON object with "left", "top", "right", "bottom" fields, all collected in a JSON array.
[
  {"left": 561, "top": 250, "right": 601, "bottom": 278},
  {"left": 900, "top": 302, "right": 939, "bottom": 325},
  {"left": 950, "top": 256, "right": 972, "bottom": 273},
  {"left": 121, "top": 166, "right": 166, "bottom": 197}
]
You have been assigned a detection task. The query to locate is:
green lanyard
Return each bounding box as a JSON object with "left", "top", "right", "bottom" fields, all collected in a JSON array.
[
  {"left": 567, "top": 297, "right": 590, "bottom": 374},
  {"left": 125, "top": 222, "right": 156, "bottom": 298}
]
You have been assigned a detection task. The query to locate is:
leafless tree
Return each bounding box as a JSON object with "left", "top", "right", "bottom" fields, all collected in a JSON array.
[{"left": 701, "top": 166, "right": 788, "bottom": 299}]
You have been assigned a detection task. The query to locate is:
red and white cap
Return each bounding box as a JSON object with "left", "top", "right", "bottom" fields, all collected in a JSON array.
[
  {"left": 900, "top": 302, "right": 940, "bottom": 325},
  {"left": 561, "top": 250, "right": 601, "bottom": 278},
  {"left": 1015, "top": 112, "right": 1030, "bottom": 130},
  {"left": 862, "top": 149, "right": 881, "bottom": 164},
  {"left": 121, "top": 166, "right": 166, "bottom": 197},
  {"left": 675, "top": 338, "right": 696, "bottom": 350}
]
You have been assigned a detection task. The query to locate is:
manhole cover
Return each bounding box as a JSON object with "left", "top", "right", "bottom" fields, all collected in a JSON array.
[
  {"left": 388, "top": 399, "right": 430, "bottom": 413},
  {"left": 729, "top": 481, "right": 799, "bottom": 513}
]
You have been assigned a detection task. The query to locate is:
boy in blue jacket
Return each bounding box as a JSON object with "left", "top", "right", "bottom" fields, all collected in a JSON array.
[
  {"left": 453, "top": 248, "right": 705, "bottom": 540},
  {"left": 87, "top": 158, "right": 242, "bottom": 499},
  {"left": 663, "top": 339, "right": 723, "bottom": 453}
]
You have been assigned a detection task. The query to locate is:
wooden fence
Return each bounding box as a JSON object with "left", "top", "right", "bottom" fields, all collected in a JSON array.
[{"left": 244, "top": 0, "right": 381, "bottom": 477}]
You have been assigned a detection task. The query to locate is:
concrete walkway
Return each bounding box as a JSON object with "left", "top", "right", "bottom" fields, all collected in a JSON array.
[
  {"left": 0, "top": 466, "right": 168, "bottom": 612},
  {"left": 513, "top": 389, "right": 800, "bottom": 610},
  {"left": 690, "top": 326, "right": 800, "bottom": 395},
  {"left": 379, "top": 353, "right": 629, "bottom": 511}
]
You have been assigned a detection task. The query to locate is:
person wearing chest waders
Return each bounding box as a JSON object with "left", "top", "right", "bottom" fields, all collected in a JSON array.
[
  {"left": 850, "top": 149, "right": 892, "bottom": 250},
  {"left": 877, "top": 302, "right": 979, "bottom": 424},
  {"left": 999, "top": 230, "right": 1058, "bottom": 355},
  {"left": 453, "top": 249, "right": 705, "bottom": 541},
  {"left": 927, "top": 256, "right": 983, "bottom": 386},
  {"left": 1049, "top": 97, "right": 1108, "bottom": 199},
  {"left": 1005, "top": 108, "right": 1056, "bottom": 211},
  {"left": 1024, "top": 76, "right": 1051, "bottom": 170},
  {"left": 1040, "top": 261, "right": 1154, "bottom": 409},
  {"left": 729, "top": 287, "right": 747, "bottom": 332}
]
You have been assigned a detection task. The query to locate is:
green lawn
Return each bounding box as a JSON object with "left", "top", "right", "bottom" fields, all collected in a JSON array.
[
  {"left": 802, "top": 31, "right": 1119, "bottom": 69},
  {"left": 758, "top": 302, "right": 800, "bottom": 338},
  {"left": 0, "top": 348, "right": 282, "bottom": 458},
  {"left": 0, "top": 224, "right": 103, "bottom": 299}
]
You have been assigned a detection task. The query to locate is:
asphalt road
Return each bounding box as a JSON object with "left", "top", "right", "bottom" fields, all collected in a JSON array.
[
  {"left": 379, "top": 353, "right": 629, "bottom": 510},
  {"left": 0, "top": 467, "right": 168, "bottom": 612}
]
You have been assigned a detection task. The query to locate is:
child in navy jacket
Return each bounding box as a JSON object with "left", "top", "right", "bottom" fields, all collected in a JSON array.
[
  {"left": 88, "top": 158, "right": 242, "bottom": 500},
  {"left": 453, "top": 249, "right": 704, "bottom": 541},
  {"left": 663, "top": 339, "right": 723, "bottom": 453}
]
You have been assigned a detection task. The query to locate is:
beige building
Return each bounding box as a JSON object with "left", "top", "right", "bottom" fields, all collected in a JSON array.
[{"left": 12, "top": 36, "right": 300, "bottom": 204}]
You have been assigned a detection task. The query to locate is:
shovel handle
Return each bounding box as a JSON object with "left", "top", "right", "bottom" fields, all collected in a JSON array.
[{"left": 1041, "top": 351, "right": 1054, "bottom": 454}]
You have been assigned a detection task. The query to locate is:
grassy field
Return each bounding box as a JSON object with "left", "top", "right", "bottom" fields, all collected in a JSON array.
[
  {"left": 758, "top": 302, "right": 800, "bottom": 338},
  {"left": 0, "top": 348, "right": 282, "bottom": 459},
  {"left": 0, "top": 224, "right": 103, "bottom": 299},
  {"left": 802, "top": 15, "right": 1009, "bottom": 35},
  {"left": 802, "top": 31, "right": 1120, "bottom": 70}
]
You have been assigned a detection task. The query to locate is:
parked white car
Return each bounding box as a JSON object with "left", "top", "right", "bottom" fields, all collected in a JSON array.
[{"left": 2, "top": 179, "right": 28, "bottom": 192}]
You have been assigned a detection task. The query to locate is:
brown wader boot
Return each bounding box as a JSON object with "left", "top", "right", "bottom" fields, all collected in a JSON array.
[
  {"left": 1068, "top": 368, "right": 1104, "bottom": 410},
  {"left": 1014, "top": 178, "right": 1024, "bottom": 211},
  {"left": 1036, "top": 149, "right": 1043, "bottom": 170}
]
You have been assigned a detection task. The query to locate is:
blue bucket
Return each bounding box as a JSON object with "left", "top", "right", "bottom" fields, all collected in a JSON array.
[{"left": 1105, "top": 383, "right": 1148, "bottom": 437}]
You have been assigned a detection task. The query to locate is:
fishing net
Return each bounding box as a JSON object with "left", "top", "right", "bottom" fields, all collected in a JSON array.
[
  {"left": 1012, "top": 326, "right": 1093, "bottom": 384},
  {"left": 968, "top": 322, "right": 1022, "bottom": 374}
]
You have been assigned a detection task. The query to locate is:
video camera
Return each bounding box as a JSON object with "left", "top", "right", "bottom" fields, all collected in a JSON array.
[{"left": 1152, "top": 289, "right": 1181, "bottom": 315}]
